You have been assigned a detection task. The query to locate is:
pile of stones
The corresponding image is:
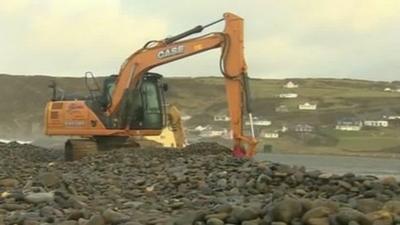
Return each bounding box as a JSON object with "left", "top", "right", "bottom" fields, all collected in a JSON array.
[{"left": 0, "top": 142, "right": 400, "bottom": 225}]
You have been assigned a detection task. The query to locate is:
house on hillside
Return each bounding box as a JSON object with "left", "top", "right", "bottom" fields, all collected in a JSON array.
[
  {"left": 214, "top": 115, "right": 230, "bottom": 122},
  {"left": 336, "top": 118, "right": 363, "bottom": 131},
  {"left": 199, "top": 127, "right": 228, "bottom": 138},
  {"left": 298, "top": 102, "right": 317, "bottom": 110},
  {"left": 193, "top": 125, "right": 210, "bottom": 132},
  {"left": 363, "top": 120, "right": 389, "bottom": 127},
  {"left": 384, "top": 87, "right": 392, "bottom": 92},
  {"left": 294, "top": 123, "right": 314, "bottom": 133},
  {"left": 281, "top": 126, "right": 288, "bottom": 133},
  {"left": 381, "top": 109, "right": 400, "bottom": 120},
  {"left": 275, "top": 105, "right": 289, "bottom": 112},
  {"left": 245, "top": 118, "right": 271, "bottom": 126},
  {"left": 386, "top": 115, "right": 400, "bottom": 120},
  {"left": 284, "top": 81, "right": 299, "bottom": 89},
  {"left": 260, "top": 132, "right": 279, "bottom": 139},
  {"left": 279, "top": 93, "right": 298, "bottom": 98},
  {"left": 181, "top": 114, "right": 192, "bottom": 121}
]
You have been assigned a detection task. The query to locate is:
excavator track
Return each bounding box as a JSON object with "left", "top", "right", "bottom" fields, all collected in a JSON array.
[
  {"left": 64, "top": 137, "right": 166, "bottom": 161},
  {"left": 65, "top": 139, "right": 98, "bottom": 161}
]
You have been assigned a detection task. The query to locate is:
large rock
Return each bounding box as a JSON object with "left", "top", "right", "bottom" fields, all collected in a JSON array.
[
  {"left": 24, "top": 192, "right": 55, "bottom": 204},
  {"left": 0, "top": 178, "right": 19, "bottom": 188},
  {"left": 354, "top": 199, "right": 383, "bottom": 214},
  {"left": 335, "top": 208, "right": 372, "bottom": 225},
  {"left": 366, "top": 210, "right": 393, "bottom": 225},
  {"left": 229, "top": 207, "right": 260, "bottom": 222},
  {"left": 206, "top": 218, "right": 224, "bottom": 225},
  {"left": 35, "top": 172, "right": 62, "bottom": 188},
  {"left": 311, "top": 199, "right": 338, "bottom": 212},
  {"left": 59, "top": 221, "right": 78, "bottom": 225},
  {"left": 1, "top": 203, "right": 28, "bottom": 211},
  {"left": 271, "top": 198, "right": 303, "bottom": 223},
  {"left": 86, "top": 214, "right": 105, "bottom": 225},
  {"left": 302, "top": 207, "right": 335, "bottom": 224},
  {"left": 102, "top": 208, "right": 130, "bottom": 224},
  {"left": 242, "top": 218, "right": 261, "bottom": 225},
  {"left": 382, "top": 200, "right": 400, "bottom": 215},
  {"left": 172, "top": 211, "right": 206, "bottom": 225},
  {"left": 256, "top": 174, "right": 271, "bottom": 192},
  {"left": 381, "top": 176, "right": 398, "bottom": 187},
  {"left": 205, "top": 213, "right": 229, "bottom": 221},
  {"left": 307, "top": 217, "right": 330, "bottom": 225}
]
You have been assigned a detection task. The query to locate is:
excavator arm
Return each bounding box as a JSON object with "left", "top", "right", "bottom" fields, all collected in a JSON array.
[{"left": 108, "top": 12, "right": 257, "bottom": 157}]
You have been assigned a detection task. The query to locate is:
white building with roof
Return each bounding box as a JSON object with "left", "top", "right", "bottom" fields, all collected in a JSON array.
[
  {"left": 262, "top": 132, "right": 279, "bottom": 139},
  {"left": 284, "top": 81, "right": 299, "bottom": 89},
  {"left": 336, "top": 118, "right": 363, "bottom": 131},
  {"left": 364, "top": 120, "right": 389, "bottom": 127},
  {"left": 245, "top": 119, "right": 271, "bottom": 126},
  {"left": 279, "top": 93, "right": 298, "bottom": 98},
  {"left": 384, "top": 87, "right": 392, "bottom": 92},
  {"left": 299, "top": 102, "right": 317, "bottom": 110},
  {"left": 214, "top": 115, "right": 230, "bottom": 122},
  {"left": 199, "top": 128, "right": 228, "bottom": 138}
]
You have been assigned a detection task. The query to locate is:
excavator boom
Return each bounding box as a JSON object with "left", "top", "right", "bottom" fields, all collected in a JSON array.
[{"left": 108, "top": 12, "right": 257, "bottom": 156}]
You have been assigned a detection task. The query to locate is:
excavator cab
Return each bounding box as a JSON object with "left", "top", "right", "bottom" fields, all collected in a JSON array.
[
  {"left": 124, "top": 72, "right": 167, "bottom": 130},
  {"left": 47, "top": 72, "right": 168, "bottom": 131},
  {"left": 92, "top": 72, "right": 168, "bottom": 131}
]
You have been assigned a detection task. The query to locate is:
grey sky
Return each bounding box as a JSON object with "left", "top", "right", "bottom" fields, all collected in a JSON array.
[{"left": 0, "top": 0, "right": 399, "bottom": 80}]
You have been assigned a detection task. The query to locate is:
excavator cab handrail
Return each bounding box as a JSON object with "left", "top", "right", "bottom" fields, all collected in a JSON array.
[{"left": 84, "top": 71, "right": 102, "bottom": 101}]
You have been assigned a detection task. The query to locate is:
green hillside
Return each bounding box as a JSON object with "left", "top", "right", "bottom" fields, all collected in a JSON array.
[{"left": 1, "top": 74, "right": 400, "bottom": 156}]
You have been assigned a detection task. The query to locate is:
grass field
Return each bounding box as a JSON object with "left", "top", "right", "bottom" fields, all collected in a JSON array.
[{"left": 259, "top": 127, "right": 400, "bottom": 156}]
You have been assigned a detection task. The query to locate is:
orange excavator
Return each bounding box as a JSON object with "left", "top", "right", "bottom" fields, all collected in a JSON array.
[{"left": 44, "top": 12, "right": 257, "bottom": 160}]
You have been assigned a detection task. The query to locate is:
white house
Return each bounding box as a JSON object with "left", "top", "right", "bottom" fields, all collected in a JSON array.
[
  {"left": 336, "top": 118, "right": 363, "bottom": 131},
  {"left": 382, "top": 111, "right": 400, "bottom": 120},
  {"left": 364, "top": 120, "right": 389, "bottom": 127},
  {"left": 294, "top": 124, "right": 314, "bottom": 133},
  {"left": 214, "top": 115, "right": 230, "bottom": 122},
  {"left": 298, "top": 102, "right": 317, "bottom": 110},
  {"left": 194, "top": 125, "right": 210, "bottom": 131},
  {"left": 281, "top": 126, "right": 288, "bottom": 133},
  {"left": 384, "top": 88, "right": 392, "bottom": 92},
  {"left": 245, "top": 119, "right": 271, "bottom": 126},
  {"left": 181, "top": 115, "right": 192, "bottom": 121},
  {"left": 259, "top": 129, "right": 280, "bottom": 138},
  {"left": 387, "top": 115, "right": 400, "bottom": 120},
  {"left": 279, "top": 93, "right": 298, "bottom": 98},
  {"left": 262, "top": 132, "right": 279, "bottom": 139},
  {"left": 200, "top": 128, "right": 228, "bottom": 138},
  {"left": 284, "top": 81, "right": 299, "bottom": 89}
]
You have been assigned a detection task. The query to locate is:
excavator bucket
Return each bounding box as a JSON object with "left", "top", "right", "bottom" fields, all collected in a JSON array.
[{"left": 232, "top": 145, "right": 246, "bottom": 158}]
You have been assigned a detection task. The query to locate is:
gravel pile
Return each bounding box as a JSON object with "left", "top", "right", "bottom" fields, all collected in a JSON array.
[{"left": 1, "top": 142, "right": 400, "bottom": 225}]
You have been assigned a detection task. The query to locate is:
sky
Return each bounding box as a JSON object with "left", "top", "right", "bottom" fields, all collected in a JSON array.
[{"left": 0, "top": 0, "right": 399, "bottom": 81}]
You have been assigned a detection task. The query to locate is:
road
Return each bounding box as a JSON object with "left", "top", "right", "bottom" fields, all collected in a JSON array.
[{"left": 256, "top": 153, "right": 400, "bottom": 179}]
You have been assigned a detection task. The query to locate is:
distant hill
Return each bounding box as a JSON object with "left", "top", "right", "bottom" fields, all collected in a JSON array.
[{"left": 1, "top": 74, "right": 400, "bottom": 155}]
